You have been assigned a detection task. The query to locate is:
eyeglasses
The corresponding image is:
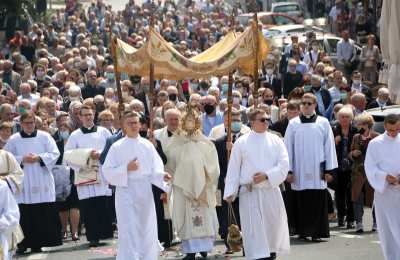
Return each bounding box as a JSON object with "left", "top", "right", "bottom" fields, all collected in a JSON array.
[
  {"left": 256, "top": 117, "right": 270, "bottom": 123},
  {"left": 301, "top": 101, "right": 314, "bottom": 106}
]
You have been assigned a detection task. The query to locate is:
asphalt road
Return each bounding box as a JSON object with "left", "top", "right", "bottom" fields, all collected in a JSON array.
[{"left": 15, "top": 208, "right": 384, "bottom": 260}]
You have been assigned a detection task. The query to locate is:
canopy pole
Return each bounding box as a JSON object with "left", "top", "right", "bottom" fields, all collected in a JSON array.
[
  {"left": 149, "top": 16, "right": 156, "bottom": 133},
  {"left": 252, "top": 4, "right": 260, "bottom": 108},
  {"left": 227, "top": 8, "right": 237, "bottom": 159},
  {"left": 110, "top": 34, "right": 125, "bottom": 118}
]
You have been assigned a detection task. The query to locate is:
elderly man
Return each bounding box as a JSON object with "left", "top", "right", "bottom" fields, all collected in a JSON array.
[
  {"left": 367, "top": 87, "right": 394, "bottom": 109},
  {"left": 283, "top": 59, "right": 303, "bottom": 98},
  {"left": 99, "top": 65, "right": 117, "bottom": 90},
  {"left": 135, "top": 77, "right": 151, "bottom": 115},
  {"left": 17, "top": 83, "right": 40, "bottom": 106},
  {"left": 0, "top": 60, "right": 22, "bottom": 94},
  {"left": 201, "top": 95, "right": 224, "bottom": 136},
  {"left": 350, "top": 93, "right": 367, "bottom": 116},
  {"left": 166, "top": 85, "right": 185, "bottom": 106},
  {"left": 82, "top": 70, "right": 105, "bottom": 99},
  {"left": 307, "top": 74, "right": 333, "bottom": 119}
]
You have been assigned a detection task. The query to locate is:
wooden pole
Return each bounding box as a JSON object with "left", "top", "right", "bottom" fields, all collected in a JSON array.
[
  {"left": 252, "top": 10, "right": 260, "bottom": 108},
  {"left": 226, "top": 10, "right": 236, "bottom": 159},
  {"left": 109, "top": 34, "right": 124, "bottom": 118},
  {"left": 148, "top": 16, "right": 156, "bottom": 132}
]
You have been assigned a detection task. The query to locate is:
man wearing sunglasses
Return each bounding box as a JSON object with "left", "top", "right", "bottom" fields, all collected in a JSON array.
[
  {"left": 284, "top": 93, "right": 338, "bottom": 242},
  {"left": 224, "top": 108, "right": 290, "bottom": 260}
]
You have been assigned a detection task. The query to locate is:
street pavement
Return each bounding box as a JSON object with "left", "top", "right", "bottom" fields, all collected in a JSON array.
[{"left": 15, "top": 208, "right": 384, "bottom": 260}]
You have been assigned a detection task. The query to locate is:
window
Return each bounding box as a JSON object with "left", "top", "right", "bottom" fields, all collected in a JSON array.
[
  {"left": 327, "top": 38, "right": 339, "bottom": 54},
  {"left": 273, "top": 5, "right": 300, "bottom": 13},
  {"left": 273, "top": 15, "right": 295, "bottom": 25}
]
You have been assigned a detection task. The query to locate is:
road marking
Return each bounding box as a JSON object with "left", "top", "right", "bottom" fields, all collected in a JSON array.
[
  {"left": 330, "top": 231, "right": 363, "bottom": 239},
  {"left": 26, "top": 253, "right": 49, "bottom": 260}
]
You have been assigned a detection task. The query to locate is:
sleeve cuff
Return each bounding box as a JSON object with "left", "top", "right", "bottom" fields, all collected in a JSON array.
[{"left": 39, "top": 157, "right": 45, "bottom": 167}]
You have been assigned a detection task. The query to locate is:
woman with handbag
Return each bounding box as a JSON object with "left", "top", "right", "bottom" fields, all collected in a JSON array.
[{"left": 350, "top": 113, "right": 378, "bottom": 233}]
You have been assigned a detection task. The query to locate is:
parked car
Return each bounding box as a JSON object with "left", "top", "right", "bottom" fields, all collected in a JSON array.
[
  {"left": 237, "top": 12, "right": 299, "bottom": 27},
  {"left": 264, "top": 24, "right": 324, "bottom": 38},
  {"left": 271, "top": 2, "right": 303, "bottom": 20},
  {"left": 366, "top": 105, "right": 400, "bottom": 134},
  {"left": 268, "top": 31, "right": 362, "bottom": 68}
]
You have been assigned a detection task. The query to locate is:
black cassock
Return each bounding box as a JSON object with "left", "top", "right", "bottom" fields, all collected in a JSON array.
[
  {"left": 213, "top": 134, "right": 241, "bottom": 248},
  {"left": 152, "top": 139, "right": 173, "bottom": 248}
]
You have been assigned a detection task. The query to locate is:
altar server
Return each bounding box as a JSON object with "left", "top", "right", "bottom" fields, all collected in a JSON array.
[
  {"left": 5, "top": 112, "right": 61, "bottom": 253},
  {"left": 365, "top": 114, "right": 400, "bottom": 260},
  {"left": 103, "top": 111, "right": 171, "bottom": 260},
  {"left": 224, "top": 108, "right": 290, "bottom": 260}
]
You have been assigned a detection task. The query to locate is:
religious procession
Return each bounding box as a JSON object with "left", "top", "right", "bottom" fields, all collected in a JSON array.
[{"left": 0, "top": 0, "right": 399, "bottom": 259}]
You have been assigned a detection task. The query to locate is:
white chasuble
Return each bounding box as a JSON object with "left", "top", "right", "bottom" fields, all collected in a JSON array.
[{"left": 166, "top": 133, "right": 219, "bottom": 252}]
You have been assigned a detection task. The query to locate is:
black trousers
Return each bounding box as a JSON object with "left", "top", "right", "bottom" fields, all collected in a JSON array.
[
  {"left": 79, "top": 196, "right": 113, "bottom": 242},
  {"left": 19, "top": 203, "right": 62, "bottom": 249},
  {"left": 335, "top": 170, "right": 354, "bottom": 222}
]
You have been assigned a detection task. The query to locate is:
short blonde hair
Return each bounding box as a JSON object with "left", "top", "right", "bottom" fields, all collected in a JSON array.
[
  {"left": 354, "top": 113, "right": 374, "bottom": 128},
  {"left": 98, "top": 109, "right": 114, "bottom": 121}
]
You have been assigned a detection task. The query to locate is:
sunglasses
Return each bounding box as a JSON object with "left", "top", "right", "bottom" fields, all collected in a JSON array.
[
  {"left": 256, "top": 117, "right": 270, "bottom": 123},
  {"left": 301, "top": 101, "right": 314, "bottom": 106}
]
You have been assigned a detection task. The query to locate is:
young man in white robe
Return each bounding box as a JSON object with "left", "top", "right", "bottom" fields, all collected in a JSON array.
[
  {"left": 284, "top": 93, "right": 338, "bottom": 242},
  {"left": 102, "top": 111, "right": 171, "bottom": 260},
  {"left": 224, "top": 108, "right": 290, "bottom": 260},
  {"left": 4, "top": 112, "right": 62, "bottom": 253},
  {"left": 0, "top": 179, "right": 20, "bottom": 260},
  {"left": 365, "top": 114, "right": 400, "bottom": 260},
  {"left": 64, "top": 105, "right": 113, "bottom": 247}
]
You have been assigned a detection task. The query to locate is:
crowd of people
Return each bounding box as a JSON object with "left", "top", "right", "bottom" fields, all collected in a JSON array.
[{"left": 0, "top": 0, "right": 399, "bottom": 260}]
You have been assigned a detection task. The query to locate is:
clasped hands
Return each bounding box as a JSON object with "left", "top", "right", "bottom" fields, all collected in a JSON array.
[
  {"left": 386, "top": 175, "right": 400, "bottom": 185},
  {"left": 22, "top": 153, "right": 40, "bottom": 163}
]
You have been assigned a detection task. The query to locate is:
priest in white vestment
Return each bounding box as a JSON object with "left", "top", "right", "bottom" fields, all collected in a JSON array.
[
  {"left": 0, "top": 180, "right": 20, "bottom": 260},
  {"left": 0, "top": 149, "right": 23, "bottom": 194},
  {"left": 166, "top": 106, "right": 219, "bottom": 260},
  {"left": 103, "top": 111, "right": 171, "bottom": 260},
  {"left": 224, "top": 108, "right": 290, "bottom": 260},
  {"left": 4, "top": 112, "right": 61, "bottom": 253},
  {"left": 64, "top": 105, "right": 113, "bottom": 247},
  {"left": 284, "top": 93, "right": 338, "bottom": 241},
  {"left": 365, "top": 114, "right": 400, "bottom": 260}
]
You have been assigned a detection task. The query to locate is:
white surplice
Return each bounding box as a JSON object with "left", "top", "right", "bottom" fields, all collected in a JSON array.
[
  {"left": 0, "top": 180, "right": 20, "bottom": 260},
  {"left": 4, "top": 131, "right": 60, "bottom": 204},
  {"left": 365, "top": 132, "right": 400, "bottom": 260},
  {"left": 102, "top": 136, "right": 168, "bottom": 260},
  {"left": 284, "top": 116, "right": 338, "bottom": 191},
  {"left": 224, "top": 131, "right": 290, "bottom": 259},
  {"left": 64, "top": 127, "right": 112, "bottom": 200}
]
